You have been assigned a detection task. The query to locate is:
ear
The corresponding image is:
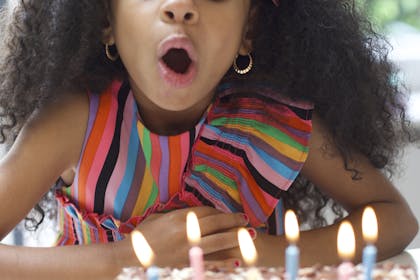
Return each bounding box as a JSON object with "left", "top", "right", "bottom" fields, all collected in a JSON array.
[
  {"left": 102, "top": 25, "right": 115, "bottom": 45},
  {"left": 238, "top": 38, "right": 252, "bottom": 56},
  {"left": 238, "top": 3, "right": 258, "bottom": 55},
  {"left": 101, "top": 1, "right": 115, "bottom": 45}
]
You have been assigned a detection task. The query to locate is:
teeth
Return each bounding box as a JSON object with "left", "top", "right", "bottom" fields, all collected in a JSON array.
[{"left": 162, "top": 48, "right": 192, "bottom": 74}]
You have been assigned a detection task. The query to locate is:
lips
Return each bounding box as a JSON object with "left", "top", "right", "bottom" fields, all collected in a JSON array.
[{"left": 157, "top": 35, "right": 198, "bottom": 88}]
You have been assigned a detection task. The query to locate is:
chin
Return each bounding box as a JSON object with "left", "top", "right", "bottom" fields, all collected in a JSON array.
[
  {"left": 156, "top": 102, "right": 194, "bottom": 112},
  {"left": 152, "top": 89, "right": 208, "bottom": 112}
]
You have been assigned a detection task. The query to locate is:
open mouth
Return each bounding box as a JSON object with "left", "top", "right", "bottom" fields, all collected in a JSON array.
[
  {"left": 157, "top": 35, "right": 198, "bottom": 88},
  {"left": 161, "top": 48, "right": 192, "bottom": 74}
]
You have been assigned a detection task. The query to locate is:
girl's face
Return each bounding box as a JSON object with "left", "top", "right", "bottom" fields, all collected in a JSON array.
[{"left": 107, "top": 0, "right": 251, "bottom": 111}]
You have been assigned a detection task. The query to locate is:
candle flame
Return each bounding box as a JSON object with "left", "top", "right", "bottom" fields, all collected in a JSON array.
[
  {"left": 337, "top": 221, "right": 355, "bottom": 260},
  {"left": 362, "top": 206, "right": 378, "bottom": 244},
  {"left": 238, "top": 228, "right": 258, "bottom": 266},
  {"left": 131, "top": 230, "right": 155, "bottom": 268},
  {"left": 285, "top": 210, "right": 300, "bottom": 244},
  {"left": 186, "top": 211, "right": 201, "bottom": 246}
]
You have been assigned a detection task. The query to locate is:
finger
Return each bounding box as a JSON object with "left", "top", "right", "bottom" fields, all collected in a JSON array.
[
  {"left": 201, "top": 227, "right": 257, "bottom": 254},
  {"left": 199, "top": 213, "right": 249, "bottom": 236},
  {"left": 206, "top": 247, "right": 242, "bottom": 262},
  {"left": 200, "top": 231, "right": 240, "bottom": 255}
]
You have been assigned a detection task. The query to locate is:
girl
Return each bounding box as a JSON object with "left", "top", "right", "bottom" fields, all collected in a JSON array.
[{"left": 0, "top": 0, "right": 418, "bottom": 279}]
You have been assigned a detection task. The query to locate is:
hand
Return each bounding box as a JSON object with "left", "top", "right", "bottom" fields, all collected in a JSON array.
[{"left": 134, "top": 207, "right": 249, "bottom": 267}]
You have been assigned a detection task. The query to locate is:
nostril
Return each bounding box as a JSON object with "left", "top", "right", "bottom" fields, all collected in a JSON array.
[
  {"left": 184, "top": 13, "right": 193, "bottom": 21},
  {"left": 165, "top": 11, "right": 175, "bottom": 20}
]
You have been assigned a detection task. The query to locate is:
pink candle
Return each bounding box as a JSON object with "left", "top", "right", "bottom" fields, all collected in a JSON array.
[
  {"left": 189, "top": 246, "right": 205, "bottom": 280},
  {"left": 187, "top": 212, "right": 205, "bottom": 280},
  {"left": 337, "top": 261, "right": 354, "bottom": 280},
  {"left": 337, "top": 221, "right": 356, "bottom": 280}
]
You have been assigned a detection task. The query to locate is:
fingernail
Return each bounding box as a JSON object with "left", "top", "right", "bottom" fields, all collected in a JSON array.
[
  {"left": 234, "top": 259, "right": 242, "bottom": 268},
  {"left": 247, "top": 228, "right": 257, "bottom": 239},
  {"left": 241, "top": 213, "right": 249, "bottom": 223}
]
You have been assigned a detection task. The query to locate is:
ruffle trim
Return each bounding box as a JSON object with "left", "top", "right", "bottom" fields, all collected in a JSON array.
[
  {"left": 55, "top": 188, "right": 205, "bottom": 244},
  {"left": 56, "top": 192, "right": 146, "bottom": 244}
]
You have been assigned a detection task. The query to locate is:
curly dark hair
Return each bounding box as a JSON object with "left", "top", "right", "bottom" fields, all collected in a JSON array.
[{"left": 0, "top": 0, "right": 413, "bottom": 230}]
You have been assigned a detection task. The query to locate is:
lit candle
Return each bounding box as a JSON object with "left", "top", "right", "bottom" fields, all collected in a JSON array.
[
  {"left": 186, "top": 211, "right": 205, "bottom": 280},
  {"left": 337, "top": 221, "right": 356, "bottom": 280},
  {"left": 362, "top": 207, "right": 378, "bottom": 280},
  {"left": 238, "top": 228, "right": 262, "bottom": 280},
  {"left": 131, "top": 230, "right": 159, "bottom": 280},
  {"left": 284, "top": 210, "right": 300, "bottom": 280}
]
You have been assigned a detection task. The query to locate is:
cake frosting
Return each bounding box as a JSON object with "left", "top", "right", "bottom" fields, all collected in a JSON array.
[{"left": 116, "top": 262, "right": 417, "bottom": 280}]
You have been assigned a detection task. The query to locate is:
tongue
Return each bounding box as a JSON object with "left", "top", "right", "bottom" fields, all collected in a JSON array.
[{"left": 162, "top": 48, "right": 192, "bottom": 74}]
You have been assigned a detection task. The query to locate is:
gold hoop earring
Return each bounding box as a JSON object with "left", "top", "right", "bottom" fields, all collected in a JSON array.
[
  {"left": 105, "top": 43, "right": 119, "bottom": 61},
  {"left": 233, "top": 53, "right": 253, "bottom": 75}
]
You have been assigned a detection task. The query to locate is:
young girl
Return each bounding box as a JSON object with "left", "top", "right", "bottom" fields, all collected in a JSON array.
[{"left": 0, "top": 0, "right": 418, "bottom": 279}]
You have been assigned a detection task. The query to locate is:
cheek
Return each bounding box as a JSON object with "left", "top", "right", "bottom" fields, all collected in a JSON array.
[
  {"left": 111, "top": 5, "right": 150, "bottom": 51},
  {"left": 113, "top": 22, "right": 151, "bottom": 63},
  {"left": 217, "top": 15, "right": 248, "bottom": 51},
  {"left": 214, "top": 27, "right": 246, "bottom": 62}
]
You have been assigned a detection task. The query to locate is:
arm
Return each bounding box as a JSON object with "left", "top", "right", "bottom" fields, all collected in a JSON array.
[
  {"left": 0, "top": 242, "right": 135, "bottom": 280},
  {"left": 0, "top": 92, "right": 132, "bottom": 279},
  {"left": 254, "top": 114, "right": 418, "bottom": 266}
]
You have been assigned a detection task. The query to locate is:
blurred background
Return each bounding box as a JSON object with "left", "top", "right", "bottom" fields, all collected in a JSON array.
[
  {"left": 359, "top": 0, "right": 420, "bottom": 249},
  {"left": 358, "top": 0, "right": 420, "bottom": 30},
  {"left": 1, "top": 0, "right": 420, "bottom": 249}
]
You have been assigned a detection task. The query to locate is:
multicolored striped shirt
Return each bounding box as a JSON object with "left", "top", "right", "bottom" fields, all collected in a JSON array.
[{"left": 55, "top": 79, "right": 313, "bottom": 245}]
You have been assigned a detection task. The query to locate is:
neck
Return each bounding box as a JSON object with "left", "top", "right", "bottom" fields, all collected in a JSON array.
[
  {"left": 139, "top": 104, "right": 209, "bottom": 135},
  {"left": 134, "top": 91, "right": 213, "bottom": 136}
]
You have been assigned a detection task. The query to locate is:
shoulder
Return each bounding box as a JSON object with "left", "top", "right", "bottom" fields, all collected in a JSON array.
[
  {"left": 200, "top": 81, "right": 313, "bottom": 193},
  {"left": 212, "top": 79, "right": 313, "bottom": 136},
  {"left": 27, "top": 90, "right": 89, "bottom": 140},
  {"left": 32, "top": 90, "right": 89, "bottom": 128},
  {"left": 8, "top": 90, "right": 89, "bottom": 172},
  {"left": 216, "top": 79, "right": 313, "bottom": 113}
]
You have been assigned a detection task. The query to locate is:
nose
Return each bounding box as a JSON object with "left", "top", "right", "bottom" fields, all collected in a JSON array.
[{"left": 160, "top": 0, "right": 199, "bottom": 25}]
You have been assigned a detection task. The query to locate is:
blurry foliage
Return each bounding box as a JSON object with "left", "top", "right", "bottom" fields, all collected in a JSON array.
[{"left": 357, "top": 0, "right": 420, "bottom": 32}]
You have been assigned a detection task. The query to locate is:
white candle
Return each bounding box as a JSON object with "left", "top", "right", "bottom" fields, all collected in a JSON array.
[
  {"left": 131, "top": 230, "right": 160, "bottom": 280},
  {"left": 238, "top": 228, "right": 262, "bottom": 280},
  {"left": 186, "top": 211, "right": 205, "bottom": 280},
  {"left": 337, "top": 221, "right": 355, "bottom": 280},
  {"left": 284, "top": 210, "right": 300, "bottom": 280},
  {"left": 362, "top": 207, "right": 378, "bottom": 280}
]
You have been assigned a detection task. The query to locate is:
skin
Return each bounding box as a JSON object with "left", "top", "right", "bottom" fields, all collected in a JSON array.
[{"left": 0, "top": 0, "right": 417, "bottom": 279}]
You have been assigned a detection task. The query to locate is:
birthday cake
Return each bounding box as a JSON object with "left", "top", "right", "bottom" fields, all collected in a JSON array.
[
  {"left": 115, "top": 262, "right": 417, "bottom": 280},
  {"left": 118, "top": 210, "right": 417, "bottom": 279}
]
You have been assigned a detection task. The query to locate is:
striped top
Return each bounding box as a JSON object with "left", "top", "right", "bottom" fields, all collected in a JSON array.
[{"left": 55, "top": 79, "right": 313, "bottom": 245}]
